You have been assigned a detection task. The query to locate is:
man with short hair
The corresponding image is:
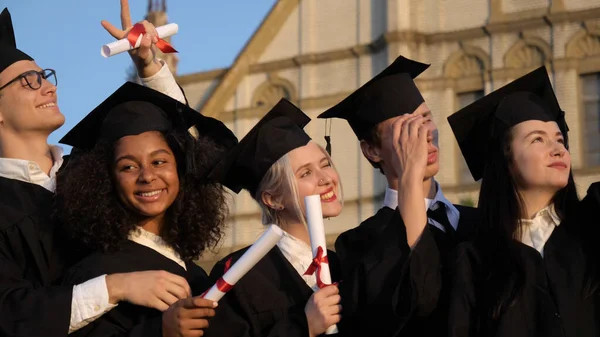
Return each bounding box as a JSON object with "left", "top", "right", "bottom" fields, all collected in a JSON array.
[{"left": 318, "top": 55, "right": 479, "bottom": 336}]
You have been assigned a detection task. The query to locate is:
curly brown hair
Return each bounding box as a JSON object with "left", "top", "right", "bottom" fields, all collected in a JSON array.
[{"left": 54, "top": 130, "right": 229, "bottom": 261}]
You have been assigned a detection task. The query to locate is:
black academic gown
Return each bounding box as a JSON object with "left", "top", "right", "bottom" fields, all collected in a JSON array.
[
  {"left": 448, "top": 221, "right": 597, "bottom": 337},
  {"left": 204, "top": 246, "right": 341, "bottom": 337},
  {"left": 0, "top": 176, "right": 73, "bottom": 337},
  {"left": 335, "top": 204, "right": 479, "bottom": 337},
  {"left": 63, "top": 240, "right": 211, "bottom": 337}
]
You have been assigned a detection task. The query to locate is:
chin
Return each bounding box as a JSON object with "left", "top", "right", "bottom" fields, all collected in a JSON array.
[
  {"left": 133, "top": 206, "right": 169, "bottom": 218},
  {"left": 424, "top": 163, "right": 440, "bottom": 180},
  {"left": 322, "top": 203, "right": 343, "bottom": 218},
  {"left": 41, "top": 114, "right": 66, "bottom": 132}
]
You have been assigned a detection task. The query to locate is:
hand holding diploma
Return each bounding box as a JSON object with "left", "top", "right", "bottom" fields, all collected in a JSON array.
[
  {"left": 304, "top": 195, "right": 340, "bottom": 335},
  {"left": 201, "top": 225, "right": 283, "bottom": 302},
  {"left": 101, "top": 0, "right": 175, "bottom": 77}
]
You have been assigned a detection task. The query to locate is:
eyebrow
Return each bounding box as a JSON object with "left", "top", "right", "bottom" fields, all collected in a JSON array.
[
  {"left": 114, "top": 148, "right": 172, "bottom": 164},
  {"left": 524, "top": 130, "right": 563, "bottom": 139},
  {"left": 294, "top": 156, "right": 329, "bottom": 174}
]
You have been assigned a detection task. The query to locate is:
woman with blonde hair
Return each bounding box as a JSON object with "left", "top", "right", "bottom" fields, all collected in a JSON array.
[{"left": 205, "top": 98, "right": 344, "bottom": 337}]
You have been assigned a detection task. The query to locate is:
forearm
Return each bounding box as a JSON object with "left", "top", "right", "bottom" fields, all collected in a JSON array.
[{"left": 398, "top": 173, "right": 427, "bottom": 248}]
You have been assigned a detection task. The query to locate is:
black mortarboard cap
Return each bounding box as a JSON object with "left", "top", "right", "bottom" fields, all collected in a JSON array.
[
  {"left": 448, "top": 66, "right": 568, "bottom": 181},
  {"left": 60, "top": 82, "right": 237, "bottom": 151},
  {"left": 0, "top": 8, "right": 33, "bottom": 74},
  {"left": 208, "top": 98, "right": 311, "bottom": 195},
  {"left": 317, "top": 55, "right": 430, "bottom": 140}
]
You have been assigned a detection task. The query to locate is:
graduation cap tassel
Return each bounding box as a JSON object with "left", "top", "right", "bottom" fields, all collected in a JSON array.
[{"left": 324, "top": 119, "right": 332, "bottom": 156}]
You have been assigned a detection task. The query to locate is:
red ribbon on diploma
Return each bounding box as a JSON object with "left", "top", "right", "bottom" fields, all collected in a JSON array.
[
  {"left": 201, "top": 257, "right": 234, "bottom": 298},
  {"left": 303, "top": 246, "right": 331, "bottom": 289},
  {"left": 127, "top": 23, "right": 177, "bottom": 54}
]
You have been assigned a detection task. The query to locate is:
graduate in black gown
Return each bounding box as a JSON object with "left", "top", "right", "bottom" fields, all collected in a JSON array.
[
  {"left": 316, "top": 55, "right": 480, "bottom": 336},
  {"left": 0, "top": 5, "right": 209, "bottom": 336},
  {"left": 205, "top": 98, "right": 343, "bottom": 337},
  {"left": 446, "top": 66, "right": 597, "bottom": 337},
  {"left": 54, "top": 82, "right": 238, "bottom": 337}
]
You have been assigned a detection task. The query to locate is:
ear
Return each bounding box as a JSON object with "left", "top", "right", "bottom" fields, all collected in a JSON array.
[
  {"left": 261, "top": 191, "right": 282, "bottom": 210},
  {"left": 360, "top": 140, "right": 382, "bottom": 164}
]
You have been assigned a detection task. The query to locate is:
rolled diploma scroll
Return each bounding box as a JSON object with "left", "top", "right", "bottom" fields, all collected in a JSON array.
[
  {"left": 305, "top": 195, "right": 338, "bottom": 335},
  {"left": 202, "top": 225, "right": 283, "bottom": 302},
  {"left": 101, "top": 23, "right": 179, "bottom": 58}
]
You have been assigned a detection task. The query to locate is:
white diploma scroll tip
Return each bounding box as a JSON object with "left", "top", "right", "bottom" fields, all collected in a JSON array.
[
  {"left": 100, "top": 23, "right": 179, "bottom": 58},
  {"left": 304, "top": 195, "right": 339, "bottom": 335},
  {"left": 201, "top": 225, "right": 283, "bottom": 302}
]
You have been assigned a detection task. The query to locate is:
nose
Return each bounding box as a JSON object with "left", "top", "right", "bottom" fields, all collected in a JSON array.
[
  {"left": 317, "top": 170, "right": 333, "bottom": 186},
  {"left": 550, "top": 141, "right": 566, "bottom": 158},
  {"left": 40, "top": 77, "right": 57, "bottom": 96},
  {"left": 137, "top": 166, "right": 157, "bottom": 184}
]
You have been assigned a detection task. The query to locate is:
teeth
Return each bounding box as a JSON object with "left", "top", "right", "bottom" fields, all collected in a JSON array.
[
  {"left": 320, "top": 191, "right": 334, "bottom": 200},
  {"left": 37, "top": 103, "right": 56, "bottom": 109},
  {"left": 139, "top": 190, "right": 162, "bottom": 197}
]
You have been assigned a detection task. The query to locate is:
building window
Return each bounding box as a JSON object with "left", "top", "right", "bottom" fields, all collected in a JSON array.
[
  {"left": 582, "top": 73, "right": 600, "bottom": 167},
  {"left": 456, "top": 90, "right": 484, "bottom": 184}
]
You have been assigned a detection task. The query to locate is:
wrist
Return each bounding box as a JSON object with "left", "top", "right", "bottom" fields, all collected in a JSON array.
[
  {"left": 398, "top": 171, "right": 424, "bottom": 190},
  {"left": 136, "top": 58, "right": 163, "bottom": 78},
  {"left": 105, "top": 273, "right": 125, "bottom": 304}
]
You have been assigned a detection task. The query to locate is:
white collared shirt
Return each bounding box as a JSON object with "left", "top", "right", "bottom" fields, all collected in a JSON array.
[
  {"left": 0, "top": 145, "right": 64, "bottom": 192},
  {"left": 519, "top": 204, "right": 561, "bottom": 257},
  {"left": 277, "top": 231, "right": 320, "bottom": 291},
  {"left": 128, "top": 227, "right": 186, "bottom": 270},
  {"left": 383, "top": 180, "right": 461, "bottom": 233}
]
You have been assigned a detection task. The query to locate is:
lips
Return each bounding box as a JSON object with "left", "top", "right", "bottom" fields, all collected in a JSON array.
[
  {"left": 135, "top": 189, "right": 165, "bottom": 202},
  {"left": 320, "top": 188, "right": 337, "bottom": 203},
  {"left": 427, "top": 149, "right": 438, "bottom": 165},
  {"left": 36, "top": 102, "right": 57, "bottom": 109},
  {"left": 548, "top": 162, "right": 567, "bottom": 169}
]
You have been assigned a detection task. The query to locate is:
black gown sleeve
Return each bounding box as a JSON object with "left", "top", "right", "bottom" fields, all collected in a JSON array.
[
  {"left": 0, "top": 218, "right": 72, "bottom": 337},
  {"left": 336, "top": 211, "right": 444, "bottom": 336},
  {"left": 447, "top": 243, "right": 480, "bottom": 337}
]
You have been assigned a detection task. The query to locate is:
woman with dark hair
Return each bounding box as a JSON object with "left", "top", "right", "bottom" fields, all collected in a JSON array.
[
  {"left": 446, "top": 67, "right": 597, "bottom": 337},
  {"left": 54, "top": 82, "right": 237, "bottom": 337},
  {"left": 204, "top": 98, "right": 343, "bottom": 337}
]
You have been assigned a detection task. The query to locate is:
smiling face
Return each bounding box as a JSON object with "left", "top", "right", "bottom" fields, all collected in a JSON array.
[
  {"left": 509, "top": 120, "right": 570, "bottom": 195},
  {"left": 0, "top": 60, "right": 64, "bottom": 136},
  {"left": 112, "top": 131, "right": 180, "bottom": 221},
  {"left": 285, "top": 142, "right": 343, "bottom": 219}
]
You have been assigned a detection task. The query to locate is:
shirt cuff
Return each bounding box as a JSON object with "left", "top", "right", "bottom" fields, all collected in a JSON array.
[
  {"left": 69, "top": 275, "right": 118, "bottom": 334},
  {"left": 139, "top": 59, "right": 186, "bottom": 104}
]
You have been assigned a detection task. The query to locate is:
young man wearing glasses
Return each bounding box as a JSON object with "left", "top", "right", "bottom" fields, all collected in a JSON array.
[{"left": 0, "top": 5, "right": 216, "bottom": 337}]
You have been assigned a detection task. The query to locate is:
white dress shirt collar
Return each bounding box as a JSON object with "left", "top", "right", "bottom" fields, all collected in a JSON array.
[
  {"left": 0, "top": 145, "right": 64, "bottom": 192},
  {"left": 383, "top": 180, "right": 461, "bottom": 232},
  {"left": 519, "top": 204, "right": 561, "bottom": 257},
  {"left": 277, "top": 230, "right": 319, "bottom": 291},
  {"left": 128, "top": 227, "right": 186, "bottom": 270}
]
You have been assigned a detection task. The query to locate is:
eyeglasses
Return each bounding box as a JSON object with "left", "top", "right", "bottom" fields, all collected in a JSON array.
[{"left": 0, "top": 69, "right": 57, "bottom": 92}]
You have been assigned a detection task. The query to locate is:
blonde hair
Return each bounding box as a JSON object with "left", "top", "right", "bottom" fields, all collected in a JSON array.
[{"left": 254, "top": 142, "right": 343, "bottom": 226}]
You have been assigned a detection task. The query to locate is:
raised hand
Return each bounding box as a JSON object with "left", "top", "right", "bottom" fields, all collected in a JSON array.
[
  {"left": 102, "top": 0, "right": 162, "bottom": 77},
  {"left": 388, "top": 113, "right": 430, "bottom": 181}
]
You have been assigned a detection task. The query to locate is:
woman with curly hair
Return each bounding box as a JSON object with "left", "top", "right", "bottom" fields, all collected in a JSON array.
[
  {"left": 55, "top": 82, "right": 237, "bottom": 337},
  {"left": 445, "top": 67, "right": 597, "bottom": 337},
  {"left": 204, "top": 98, "right": 343, "bottom": 337}
]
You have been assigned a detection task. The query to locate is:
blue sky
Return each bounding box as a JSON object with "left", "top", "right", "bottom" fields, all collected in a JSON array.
[{"left": 4, "top": 0, "right": 276, "bottom": 147}]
